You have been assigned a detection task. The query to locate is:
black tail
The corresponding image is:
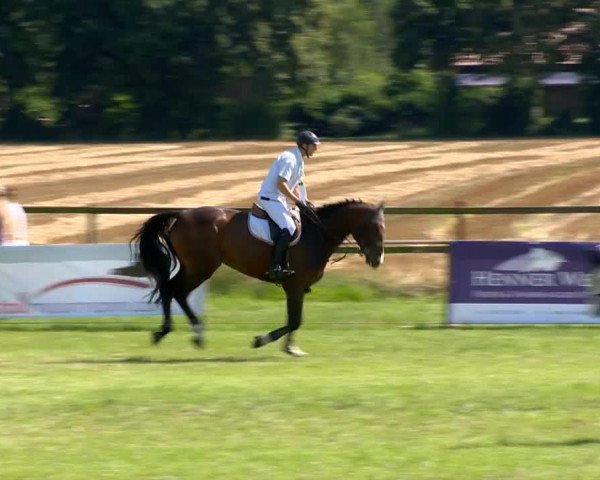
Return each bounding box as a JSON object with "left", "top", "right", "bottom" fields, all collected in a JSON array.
[{"left": 131, "top": 211, "right": 180, "bottom": 303}]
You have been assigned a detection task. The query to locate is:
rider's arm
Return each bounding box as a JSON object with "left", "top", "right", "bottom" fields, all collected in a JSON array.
[
  {"left": 298, "top": 181, "right": 308, "bottom": 202},
  {"left": 277, "top": 177, "right": 301, "bottom": 204}
]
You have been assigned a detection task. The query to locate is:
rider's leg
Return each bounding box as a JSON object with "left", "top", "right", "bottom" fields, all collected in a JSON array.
[
  {"left": 268, "top": 228, "right": 294, "bottom": 279},
  {"left": 257, "top": 199, "right": 296, "bottom": 280}
]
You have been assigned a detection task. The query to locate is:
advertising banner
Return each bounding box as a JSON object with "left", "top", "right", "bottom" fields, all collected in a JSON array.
[
  {"left": 0, "top": 244, "right": 204, "bottom": 318},
  {"left": 448, "top": 241, "right": 600, "bottom": 324}
]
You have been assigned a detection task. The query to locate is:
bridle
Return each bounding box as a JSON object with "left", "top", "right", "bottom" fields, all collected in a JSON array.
[
  {"left": 350, "top": 212, "right": 384, "bottom": 263},
  {"left": 299, "top": 204, "right": 381, "bottom": 263}
]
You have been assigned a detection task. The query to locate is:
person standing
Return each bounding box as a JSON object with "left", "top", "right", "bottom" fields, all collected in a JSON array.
[
  {"left": 0, "top": 185, "right": 29, "bottom": 246},
  {"left": 257, "top": 130, "right": 320, "bottom": 280},
  {"left": 0, "top": 186, "right": 8, "bottom": 245}
]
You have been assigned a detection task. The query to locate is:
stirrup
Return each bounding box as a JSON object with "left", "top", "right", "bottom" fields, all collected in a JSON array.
[{"left": 266, "top": 265, "right": 294, "bottom": 280}]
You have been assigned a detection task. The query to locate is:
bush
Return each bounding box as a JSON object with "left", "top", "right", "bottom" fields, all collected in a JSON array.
[
  {"left": 584, "top": 83, "right": 600, "bottom": 134},
  {"left": 484, "top": 78, "right": 534, "bottom": 136},
  {"left": 383, "top": 70, "right": 436, "bottom": 136},
  {"left": 217, "top": 99, "right": 281, "bottom": 139}
]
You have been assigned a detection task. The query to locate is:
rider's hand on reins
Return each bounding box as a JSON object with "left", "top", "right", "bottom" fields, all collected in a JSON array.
[
  {"left": 295, "top": 199, "right": 314, "bottom": 217},
  {"left": 296, "top": 200, "right": 327, "bottom": 236}
]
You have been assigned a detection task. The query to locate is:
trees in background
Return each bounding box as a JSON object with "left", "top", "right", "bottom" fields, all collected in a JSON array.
[
  {"left": 1, "top": 0, "right": 310, "bottom": 139},
  {"left": 1, "top": 0, "right": 599, "bottom": 139},
  {"left": 389, "top": 0, "right": 599, "bottom": 136}
]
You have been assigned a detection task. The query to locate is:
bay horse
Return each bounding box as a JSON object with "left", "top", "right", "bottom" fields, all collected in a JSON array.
[{"left": 132, "top": 199, "right": 385, "bottom": 356}]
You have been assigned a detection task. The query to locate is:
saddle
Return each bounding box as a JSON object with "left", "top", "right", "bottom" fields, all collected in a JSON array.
[{"left": 249, "top": 203, "right": 301, "bottom": 246}]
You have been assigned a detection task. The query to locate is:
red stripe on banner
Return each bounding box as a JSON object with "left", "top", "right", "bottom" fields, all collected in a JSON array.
[
  {"left": 35, "top": 277, "right": 151, "bottom": 297},
  {"left": 0, "top": 303, "right": 30, "bottom": 314}
]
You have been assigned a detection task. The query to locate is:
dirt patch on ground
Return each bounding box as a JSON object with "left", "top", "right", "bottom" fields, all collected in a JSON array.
[{"left": 2, "top": 139, "right": 600, "bottom": 288}]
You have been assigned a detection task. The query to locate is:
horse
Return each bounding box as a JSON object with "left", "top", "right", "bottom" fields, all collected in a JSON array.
[{"left": 132, "top": 199, "right": 385, "bottom": 356}]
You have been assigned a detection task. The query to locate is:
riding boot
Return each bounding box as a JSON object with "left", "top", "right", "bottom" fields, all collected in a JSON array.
[{"left": 267, "top": 230, "right": 295, "bottom": 280}]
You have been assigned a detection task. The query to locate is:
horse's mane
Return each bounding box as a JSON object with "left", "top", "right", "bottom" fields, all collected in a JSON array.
[{"left": 315, "top": 198, "right": 364, "bottom": 217}]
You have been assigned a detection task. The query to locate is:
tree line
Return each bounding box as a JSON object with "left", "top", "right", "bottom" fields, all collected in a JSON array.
[{"left": 1, "top": 0, "right": 599, "bottom": 140}]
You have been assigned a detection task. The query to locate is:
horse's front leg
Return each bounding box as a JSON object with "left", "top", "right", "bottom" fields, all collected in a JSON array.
[
  {"left": 282, "top": 288, "right": 307, "bottom": 357},
  {"left": 252, "top": 288, "right": 306, "bottom": 356}
]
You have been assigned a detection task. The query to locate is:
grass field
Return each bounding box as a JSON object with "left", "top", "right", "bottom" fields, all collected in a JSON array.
[{"left": 2, "top": 291, "right": 600, "bottom": 480}]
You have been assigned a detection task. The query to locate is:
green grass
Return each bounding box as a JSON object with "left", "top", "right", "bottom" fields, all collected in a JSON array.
[
  {"left": 208, "top": 266, "right": 420, "bottom": 301},
  {"left": 2, "top": 289, "right": 600, "bottom": 479},
  {"left": 0, "top": 295, "right": 444, "bottom": 332}
]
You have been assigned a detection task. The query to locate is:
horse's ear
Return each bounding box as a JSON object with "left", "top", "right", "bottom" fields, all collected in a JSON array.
[{"left": 375, "top": 202, "right": 385, "bottom": 222}]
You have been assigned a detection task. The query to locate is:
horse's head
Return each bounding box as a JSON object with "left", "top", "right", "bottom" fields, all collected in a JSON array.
[
  {"left": 351, "top": 202, "right": 385, "bottom": 269},
  {"left": 311, "top": 199, "right": 385, "bottom": 268}
]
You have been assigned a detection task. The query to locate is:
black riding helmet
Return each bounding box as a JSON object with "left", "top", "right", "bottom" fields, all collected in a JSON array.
[{"left": 296, "top": 130, "right": 320, "bottom": 147}]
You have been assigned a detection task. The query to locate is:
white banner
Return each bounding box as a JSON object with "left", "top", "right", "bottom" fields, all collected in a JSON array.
[{"left": 0, "top": 244, "right": 204, "bottom": 318}]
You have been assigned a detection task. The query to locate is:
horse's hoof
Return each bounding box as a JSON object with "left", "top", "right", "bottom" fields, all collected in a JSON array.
[
  {"left": 284, "top": 345, "right": 308, "bottom": 357},
  {"left": 191, "top": 336, "right": 204, "bottom": 349},
  {"left": 252, "top": 335, "right": 266, "bottom": 349},
  {"left": 151, "top": 331, "right": 163, "bottom": 345}
]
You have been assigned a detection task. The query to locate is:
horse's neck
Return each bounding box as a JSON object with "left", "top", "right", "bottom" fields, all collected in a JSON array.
[{"left": 320, "top": 204, "right": 366, "bottom": 255}]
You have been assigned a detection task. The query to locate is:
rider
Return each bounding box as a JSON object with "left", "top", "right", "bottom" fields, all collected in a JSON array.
[{"left": 258, "top": 130, "right": 320, "bottom": 280}]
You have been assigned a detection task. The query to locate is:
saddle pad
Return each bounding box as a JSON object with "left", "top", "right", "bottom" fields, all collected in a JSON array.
[{"left": 248, "top": 215, "right": 301, "bottom": 247}]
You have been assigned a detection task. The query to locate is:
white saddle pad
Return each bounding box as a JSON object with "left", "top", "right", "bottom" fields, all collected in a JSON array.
[{"left": 248, "top": 215, "right": 301, "bottom": 247}]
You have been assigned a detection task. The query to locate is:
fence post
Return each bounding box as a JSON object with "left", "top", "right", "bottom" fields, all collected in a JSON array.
[
  {"left": 86, "top": 209, "right": 98, "bottom": 243},
  {"left": 454, "top": 200, "right": 466, "bottom": 240}
]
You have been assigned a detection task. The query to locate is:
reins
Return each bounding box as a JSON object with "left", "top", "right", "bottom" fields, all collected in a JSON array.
[
  {"left": 299, "top": 202, "right": 382, "bottom": 265},
  {"left": 297, "top": 203, "right": 354, "bottom": 264},
  {"left": 297, "top": 203, "right": 337, "bottom": 242}
]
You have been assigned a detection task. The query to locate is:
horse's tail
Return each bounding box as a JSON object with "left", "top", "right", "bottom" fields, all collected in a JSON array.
[{"left": 131, "top": 211, "right": 180, "bottom": 303}]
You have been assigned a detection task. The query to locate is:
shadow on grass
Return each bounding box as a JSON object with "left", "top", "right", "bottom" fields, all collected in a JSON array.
[
  {"left": 49, "top": 355, "right": 277, "bottom": 365},
  {"left": 454, "top": 437, "right": 600, "bottom": 449}
]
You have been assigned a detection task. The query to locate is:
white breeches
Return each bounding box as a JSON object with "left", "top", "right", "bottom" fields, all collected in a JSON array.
[{"left": 258, "top": 198, "right": 296, "bottom": 235}]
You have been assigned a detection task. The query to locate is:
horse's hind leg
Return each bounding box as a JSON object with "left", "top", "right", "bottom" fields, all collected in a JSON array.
[
  {"left": 171, "top": 268, "right": 217, "bottom": 348},
  {"left": 153, "top": 287, "right": 174, "bottom": 344},
  {"left": 174, "top": 288, "right": 206, "bottom": 348}
]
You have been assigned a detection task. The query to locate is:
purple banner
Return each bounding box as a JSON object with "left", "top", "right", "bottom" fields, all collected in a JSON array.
[
  {"left": 450, "top": 241, "right": 599, "bottom": 305},
  {"left": 448, "top": 241, "right": 600, "bottom": 324}
]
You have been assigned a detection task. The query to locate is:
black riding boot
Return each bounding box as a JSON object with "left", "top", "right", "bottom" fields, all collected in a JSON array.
[{"left": 267, "top": 230, "right": 295, "bottom": 280}]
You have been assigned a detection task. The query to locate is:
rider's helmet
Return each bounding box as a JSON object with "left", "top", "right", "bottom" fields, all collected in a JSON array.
[{"left": 296, "top": 130, "right": 320, "bottom": 147}]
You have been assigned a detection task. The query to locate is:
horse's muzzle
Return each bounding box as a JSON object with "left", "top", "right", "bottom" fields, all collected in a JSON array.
[{"left": 366, "top": 250, "right": 384, "bottom": 268}]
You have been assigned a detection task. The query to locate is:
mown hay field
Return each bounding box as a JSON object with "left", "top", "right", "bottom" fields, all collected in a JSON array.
[{"left": 2, "top": 138, "right": 600, "bottom": 287}]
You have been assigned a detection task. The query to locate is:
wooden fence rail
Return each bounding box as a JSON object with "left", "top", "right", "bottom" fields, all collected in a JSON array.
[{"left": 23, "top": 205, "right": 600, "bottom": 252}]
